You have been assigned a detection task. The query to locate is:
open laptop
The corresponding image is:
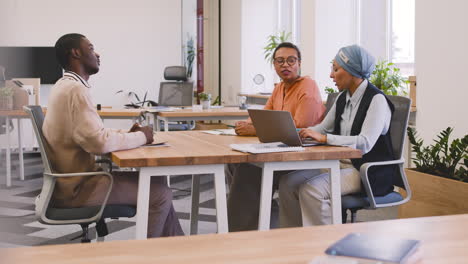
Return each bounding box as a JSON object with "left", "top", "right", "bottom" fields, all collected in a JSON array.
[{"left": 248, "top": 109, "right": 320, "bottom": 147}]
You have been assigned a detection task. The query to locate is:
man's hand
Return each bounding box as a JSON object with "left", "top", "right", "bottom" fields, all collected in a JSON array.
[
  {"left": 129, "top": 123, "right": 154, "bottom": 144},
  {"left": 298, "top": 128, "right": 327, "bottom": 143},
  {"left": 234, "top": 121, "right": 256, "bottom": 136}
]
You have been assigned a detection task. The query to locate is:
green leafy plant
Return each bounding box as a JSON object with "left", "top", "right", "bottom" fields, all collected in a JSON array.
[
  {"left": 198, "top": 92, "right": 211, "bottom": 101},
  {"left": 116, "top": 90, "right": 157, "bottom": 108},
  {"left": 407, "top": 127, "right": 468, "bottom": 182},
  {"left": 370, "top": 60, "right": 409, "bottom": 96},
  {"left": 325, "top": 86, "right": 338, "bottom": 94},
  {"left": 0, "top": 86, "right": 14, "bottom": 97},
  {"left": 263, "top": 31, "right": 292, "bottom": 64},
  {"left": 185, "top": 36, "right": 195, "bottom": 79}
]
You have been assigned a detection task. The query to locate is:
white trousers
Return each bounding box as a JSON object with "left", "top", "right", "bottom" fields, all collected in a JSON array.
[{"left": 278, "top": 160, "right": 361, "bottom": 227}]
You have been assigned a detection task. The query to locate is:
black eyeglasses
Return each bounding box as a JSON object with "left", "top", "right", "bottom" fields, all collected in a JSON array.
[{"left": 273, "top": 56, "right": 299, "bottom": 66}]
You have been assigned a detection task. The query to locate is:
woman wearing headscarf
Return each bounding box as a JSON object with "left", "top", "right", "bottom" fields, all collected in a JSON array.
[{"left": 278, "top": 45, "right": 395, "bottom": 227}]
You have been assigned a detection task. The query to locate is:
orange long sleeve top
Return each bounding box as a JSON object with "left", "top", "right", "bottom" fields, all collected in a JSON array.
[{"left": 264, "top": 76, "right": 325, "bottom": 128}]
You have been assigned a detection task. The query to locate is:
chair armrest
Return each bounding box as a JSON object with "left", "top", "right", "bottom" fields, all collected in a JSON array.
[
  {"left": 96, "top": 158, "right": 113, "bottom": 173},
  {"left": 37, "top": 171, "right": 114, "bottom": 225},
  {"left": 359, "top": 159, "right": 405, "bottom": 209}
]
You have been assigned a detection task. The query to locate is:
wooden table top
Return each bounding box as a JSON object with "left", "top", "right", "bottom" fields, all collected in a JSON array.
[
  {"left": 156, "top": 107, "right": 249, "bottom": 117},
  {"left": 111, "top": 131, "right": 361, "bottom": 168},
  {"left": 3, "top": 214, "right": 467, "bottom": 264}
]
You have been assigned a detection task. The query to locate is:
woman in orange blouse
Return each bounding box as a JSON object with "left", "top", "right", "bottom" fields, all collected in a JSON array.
[
  {"left": 234, "top": 42, "right": 324, "bottom": 135},
  {"left": 228, "top": 42, "right": 325, "bottom": 231}
]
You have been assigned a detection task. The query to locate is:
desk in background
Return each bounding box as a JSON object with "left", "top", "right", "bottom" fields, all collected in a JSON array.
[
  {"left": 154, "top": 106, "right": 249, "bottom": 131},
  {"left": 110, "top": 131, "right": 360, "bottom": 238},
  {"left": 4, "top": 214, "right": 467, "bottom": 263}
]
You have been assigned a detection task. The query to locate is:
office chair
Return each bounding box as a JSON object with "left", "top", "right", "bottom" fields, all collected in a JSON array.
[
  {"left": 24, "top": 105, "right": 136, "bottom": 243},
  {"left": 158, "top": 66, "right": 194, "bottom": 130},
  {"left": 324, "top": 92, "right": 339, "bottom": 116},
  {"left": 340, "top": 96, "right": 412, "bottom": 223}
]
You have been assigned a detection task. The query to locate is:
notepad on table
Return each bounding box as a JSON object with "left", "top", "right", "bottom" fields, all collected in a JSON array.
[
  {"left": 316, "top": 233, "right": 422, "bottom": 264},
  {"left": 230, "top": 142, "right": 304, "bottom": 154},
  {"left": 202, "top": 129, "right": 237, "bottom": 136}
]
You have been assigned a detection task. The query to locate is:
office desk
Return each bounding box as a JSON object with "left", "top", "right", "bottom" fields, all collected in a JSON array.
[
  {"left": 4, "top": 214, "right": 467, "bottom": 264},
  {"left": 155, "top": 107, "right": 249, "bottom": 131},
  {"left": 0, "top": 108, "right": 145, "bottom": 187},
  {"left": 110, "top": 131, "right": 360, "bottom": 238}
]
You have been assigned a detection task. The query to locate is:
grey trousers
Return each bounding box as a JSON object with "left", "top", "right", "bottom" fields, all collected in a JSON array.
[
  {"left": 226, "top": 163, "right": 318, "bottom": 231},
  {"left": 74, "top": 171, "right": 184, "bottom": 238},
  {"left": 279, "top": 161, "right": 361, "bottom": 227}
]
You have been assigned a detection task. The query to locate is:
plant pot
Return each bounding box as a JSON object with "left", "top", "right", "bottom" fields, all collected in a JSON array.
[
  {"left": 398, "top": 169, "right": 468, "bottom": 218},
  {"left": 0, "top": 95, "right": 13, "bottom": 110},
  {"left": 201, "top": 100, "right": 211, "bottom": 110}
]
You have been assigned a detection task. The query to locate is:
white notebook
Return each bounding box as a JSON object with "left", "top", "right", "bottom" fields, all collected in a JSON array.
[{"left": 230, "top": 142, "right": 304, "bottom": 154}]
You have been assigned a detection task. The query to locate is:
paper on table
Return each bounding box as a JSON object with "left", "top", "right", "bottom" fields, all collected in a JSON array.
[{"left": 202, "top": 129, "right": 237, "bottom": 136}]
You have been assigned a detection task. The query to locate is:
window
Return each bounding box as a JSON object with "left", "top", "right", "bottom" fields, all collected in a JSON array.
[{"left": 389, "top": 0, "right": 415, "bottom": 76}]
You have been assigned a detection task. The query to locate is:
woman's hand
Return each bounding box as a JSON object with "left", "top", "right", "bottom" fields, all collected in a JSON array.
[
  {"left": 298, "top": 128, "right": 327, "bottom": 143},
  {"left": 234, "top": 121, "right": 256, "bottom": 136}
]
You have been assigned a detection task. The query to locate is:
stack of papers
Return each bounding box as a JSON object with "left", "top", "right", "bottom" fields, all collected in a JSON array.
[
  {"left": 230, "top": 142, "right": 304, "bottom": 154},
  {"left": 202, "top": 129, "right": 237, "bottom": 136}
]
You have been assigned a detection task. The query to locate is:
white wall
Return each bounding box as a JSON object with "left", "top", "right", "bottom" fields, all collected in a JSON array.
[
  {"left": 360, "top": 0, "right": 388, "bottom": 60},
  {"left": 415, "top": 0, "right": 468, "bottom": 141},
  {"left": 314, "top": 0, "right": 358, "bottom": 99},
  {"left": 220, "top": 0, "right": 242, "bottom": 105},
  {"left": 241, "top": 0, "right": 276, "bottom": 95},
  {"left": 0, "top": 0, "right": 181, "bottom": 107}
]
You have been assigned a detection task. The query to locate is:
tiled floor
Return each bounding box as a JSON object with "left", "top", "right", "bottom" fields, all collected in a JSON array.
[{"left": 0, "top": 152, "right": 397, "bottom": 248}]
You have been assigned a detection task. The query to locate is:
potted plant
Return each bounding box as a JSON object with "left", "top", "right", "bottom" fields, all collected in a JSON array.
[
  {"left": 263, "top": 31, "right": 291, "bottom": 64},
  {"left": 199, "top": 92, "right": 211, "bottom": 110},
  {"left": 370, "top": 60, "right": 408, "bottom": 96},
  {"left": 0, "top": 85, "right": 14, "bottom": 110},
  {"left": 116, "top": 90, "right": 157, "bottom": 108},
  {"left": 399, "top": 127, "right": 468, "bottom": 218}
]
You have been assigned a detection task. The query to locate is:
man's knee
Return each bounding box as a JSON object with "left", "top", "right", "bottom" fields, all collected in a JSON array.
[{"left": 299, "top": 176, "right": 329, "bottom": 201}]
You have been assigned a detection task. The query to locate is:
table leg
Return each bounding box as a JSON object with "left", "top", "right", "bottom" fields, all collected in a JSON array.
[
  {"left": 213, "top": 165, "right": 228, "bottom": 233},
  {"left": 258, "top": 164, "right": 274, "bottom": 231},
  {"left": 6, "top": 116, "right": 11, "bottom": 187},
  {"left": 190, "top": 174, "right": 200, "bottom": 235},
  {"left": 18, "top": 119, "right": 24, "bottom": 181},
  {"left": 329, "top": 161, "right": 342, "bottom": 224},
  {"left": 155, "top": 116, "right": 161, "bottom": 131},
  {"left": 164, "top": 119, "right": 169, "bottom": 132},
  {"left": 136, "top": 168, "right": 151, "bottom": 239}
]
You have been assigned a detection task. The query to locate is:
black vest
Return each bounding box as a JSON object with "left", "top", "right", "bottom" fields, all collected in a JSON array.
[{"left": 333, "top": 83, "right": 396, "bottom": 196}]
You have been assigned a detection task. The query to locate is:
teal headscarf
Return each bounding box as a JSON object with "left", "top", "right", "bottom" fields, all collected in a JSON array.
[{"left": 334, "top": 45, "right": 375, "bottom": 79}]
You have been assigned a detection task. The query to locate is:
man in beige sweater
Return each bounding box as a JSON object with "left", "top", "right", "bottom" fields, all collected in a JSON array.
[{"left": 43, "top": 33, "right": 183, "bottom": 237}]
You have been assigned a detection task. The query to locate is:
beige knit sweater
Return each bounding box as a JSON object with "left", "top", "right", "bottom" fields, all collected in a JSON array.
[{"left": 43, "top": 72, "right": 146, "bottom": 205}]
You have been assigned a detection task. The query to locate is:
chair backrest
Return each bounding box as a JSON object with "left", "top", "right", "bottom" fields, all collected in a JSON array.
[
  {"left": 325, "top": 92, "right": 339, "bottom": 114},
  {"left": 23, "top": 105, "right": 54, "bottom": 173},
  {"left": 158, "top": 66, "right": 193, "bottom": 107},
  {"left": 387, "top": 96, "right": 411, "bottom": 160}
]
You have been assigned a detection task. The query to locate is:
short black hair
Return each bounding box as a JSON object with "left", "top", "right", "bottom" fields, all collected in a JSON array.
[
  {"left": 272, "top": 42, "right": 302, "bottom": 62},
  {"left": 55, "top": 33, "right": 85, "bottom": 69}
]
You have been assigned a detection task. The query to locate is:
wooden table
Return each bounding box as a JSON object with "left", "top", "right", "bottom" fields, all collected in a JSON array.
[
  {"left": 110, "top": 131, "right": 361, "bottom": 238},
  {"left": 4, "top": 214, "right": 467, "bottom": 264},
  {"left": 154, "top": 107, "right": 249, "bottom": 131},
  {"left": 0, "top": 108, "right": 145, "bottom": 187}
]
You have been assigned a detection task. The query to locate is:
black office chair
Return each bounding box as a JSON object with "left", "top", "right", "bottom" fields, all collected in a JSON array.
[
  {"left": 340, "top": 96, "right": 412, "bottom": 223},
  {"left": 24, "top": 105, "right": 136, "bottom": 243},
  {"left": 158, "top": 66, "right": 194, "bottom": 131}
]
